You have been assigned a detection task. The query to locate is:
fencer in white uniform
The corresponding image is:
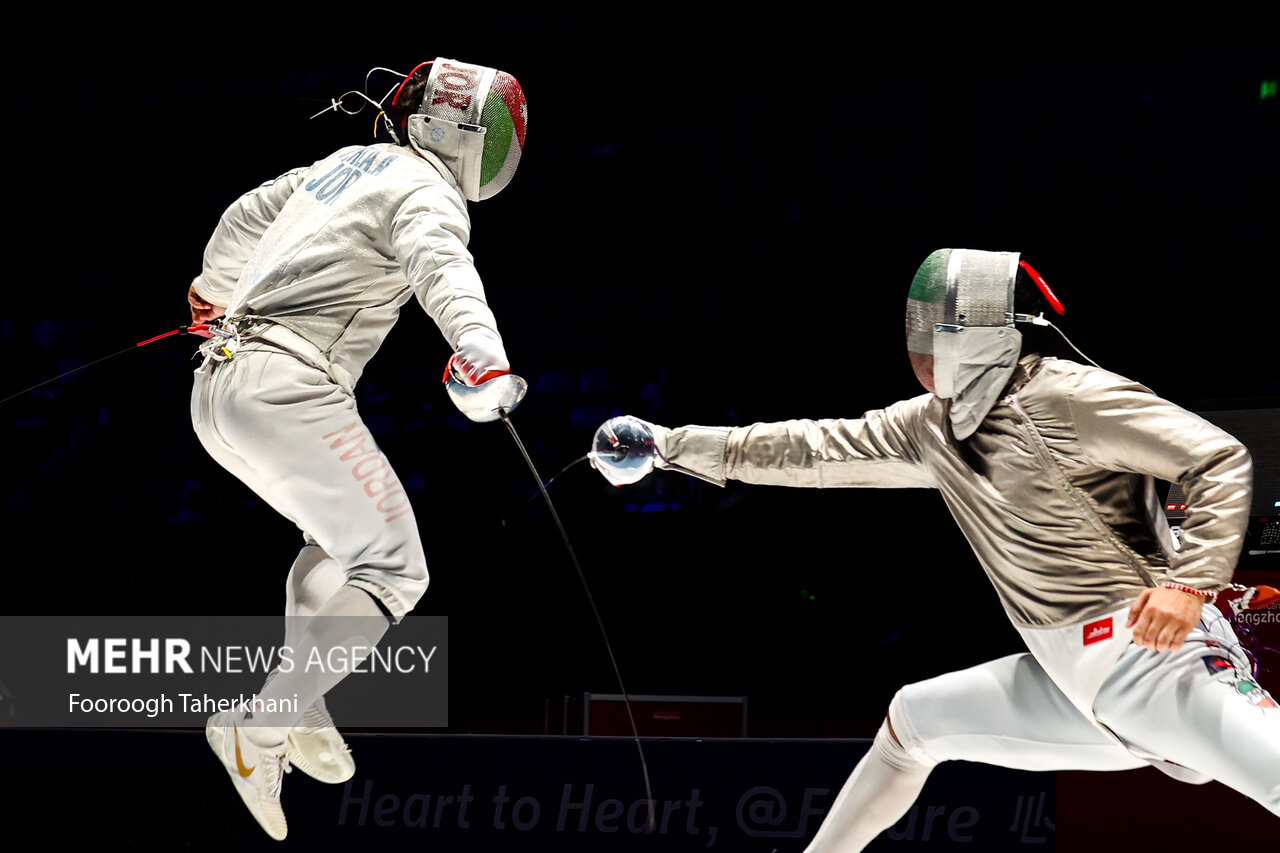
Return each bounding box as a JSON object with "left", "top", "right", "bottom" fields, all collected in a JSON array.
[
  {"left": 187, "top": 57, "right": 528, "bottom": 840},
  {"left": 620, "top": 249, "right": 1279, "bottom": 850}
]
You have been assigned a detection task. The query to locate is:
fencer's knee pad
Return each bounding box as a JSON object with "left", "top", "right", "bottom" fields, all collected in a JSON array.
[
  {"left": 870, "top": 715, "right": 929, "bottom": 774},
  {"left": 887, "top": 689, "right": 940, "bottom": 770}
]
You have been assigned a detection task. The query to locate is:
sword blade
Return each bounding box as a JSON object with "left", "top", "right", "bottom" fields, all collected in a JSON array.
[{"left": 498, "top": 409, "right": 656, "bottom": 829}]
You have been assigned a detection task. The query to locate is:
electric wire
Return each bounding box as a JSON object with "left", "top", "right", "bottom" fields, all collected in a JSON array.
[
  {"left": 502, "top": 453, "right": 591, "bottom": 526},
  {"left": 1043, "top": 318, "right": 1102, "bottom": 369},
  {"left": 0, "top": 326, "right": 201, "bottom": 406},
  {"left": 498, "top": 411, "right": 656, "bottom": 830}
]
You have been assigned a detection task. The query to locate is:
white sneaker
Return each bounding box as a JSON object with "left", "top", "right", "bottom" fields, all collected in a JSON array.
[
  {"left": 206, "top": 712, "right": 291, "bottom": 840},
  {"left": 287, "top": 699, "right": 355, "bottom": 784}
]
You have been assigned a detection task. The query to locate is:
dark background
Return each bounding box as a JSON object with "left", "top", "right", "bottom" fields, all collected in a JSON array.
[{"left": 3, "top": 4, "right": 1277, "bottom": 737}]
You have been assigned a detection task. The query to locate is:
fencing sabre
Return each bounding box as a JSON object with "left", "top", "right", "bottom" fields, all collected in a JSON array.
[{"left": 444, "top": 366, "right": 657, "bottom": 830}]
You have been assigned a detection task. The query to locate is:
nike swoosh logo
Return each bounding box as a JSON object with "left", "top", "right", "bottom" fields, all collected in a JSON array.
[{"left": 234, "top": 725, "right": 255, "bottom": 778}]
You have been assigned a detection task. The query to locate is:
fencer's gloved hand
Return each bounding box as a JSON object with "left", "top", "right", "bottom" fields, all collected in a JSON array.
[
  {"left": 450, "top": 328, "right": 510, "bottom": 386},
  {"left": 637, "top": 419, "right": 672, "bottom": 469},
  {"left": 589, "top": 415, "right": 671, "bottom": 486}
]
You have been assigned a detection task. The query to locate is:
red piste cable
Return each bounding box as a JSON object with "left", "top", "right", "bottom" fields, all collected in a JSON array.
[
  {"left": 136, "top": 324, "right": 214, "bottom": 346},
  {"left": 0, "top": 323, "right": 214, "bottom": 406}
]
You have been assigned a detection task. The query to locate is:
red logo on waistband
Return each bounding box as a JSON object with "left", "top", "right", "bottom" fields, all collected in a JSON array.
[{"left": 1083, "top": 618, "right": 1113, "bottom": 646}]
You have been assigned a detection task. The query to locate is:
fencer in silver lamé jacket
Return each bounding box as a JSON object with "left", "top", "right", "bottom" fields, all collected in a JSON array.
[{"left": 655, "top": 354, "right": 1252, "bottom": 630}]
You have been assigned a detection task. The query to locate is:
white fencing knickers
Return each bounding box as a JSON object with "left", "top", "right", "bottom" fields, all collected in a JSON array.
[
  {"left": 889, "top": 603, "right": 1280, "bottom": 815},
  {"left": 190, "top": 344, "right": 429, "bottom": 623}
]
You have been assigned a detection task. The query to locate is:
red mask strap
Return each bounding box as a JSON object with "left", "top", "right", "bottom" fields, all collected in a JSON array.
[
  {"left": 391, "top": 61, "right": 433, "bottom": 107},
  {"left": 1019, "top": 260, "right": 1066, "bottom": 316},
  {"left": 390, "top": 61, "right": 434, "bottom": 133}
]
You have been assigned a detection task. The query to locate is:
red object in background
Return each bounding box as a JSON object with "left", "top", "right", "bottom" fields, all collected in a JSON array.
[
  {"left": 1057, "top": 768, "right": 1276, "bottom": 849},
  {"left": 1215, "top": 570, "right": 1280, "bottom": 690},
  {"left": 546, "top": 694, "right": 748, "bottom": 737}
]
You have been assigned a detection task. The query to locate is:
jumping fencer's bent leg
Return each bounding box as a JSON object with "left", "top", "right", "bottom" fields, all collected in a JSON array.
[
  {"left": 193, "top": 350, "right": 430, "bottom": 751},
  {"left": 192, "top": 350, "right": 431, "bottom": 624},
  {"left": 239, "top": 584, "right": 391, "bottom": 748},
  {"left": 801, "top": 717, "right": 934, "bottom": 853},
  {"left": 256, "top": 541, "right": 361, "bottom": 781},
  {"left": 284, "top": 539, "right": 347, "bottom": 650}
]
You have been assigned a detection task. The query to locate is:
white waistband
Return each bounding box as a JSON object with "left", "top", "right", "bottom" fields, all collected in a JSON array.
[{"left": 243, "top": 322, "right": 356, "bottom": 395}]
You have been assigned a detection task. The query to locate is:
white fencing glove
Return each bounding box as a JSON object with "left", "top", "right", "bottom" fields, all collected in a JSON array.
[
  {"left": 589, "top": 415, "right": 673, "bottom": 486},
  {"left": 449, "top": 327, "right": 510, "bottom": 386}
]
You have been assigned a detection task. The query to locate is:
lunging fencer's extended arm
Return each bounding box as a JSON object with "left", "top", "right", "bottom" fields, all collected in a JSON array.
[
  {"left": 645, "top": 396, "right": 939, "bottom": 491},
  {"left": 592, "top": 399, "right": 938, "bottom": 490}
]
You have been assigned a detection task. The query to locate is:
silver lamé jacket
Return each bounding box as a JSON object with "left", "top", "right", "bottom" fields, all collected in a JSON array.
[{"left": 656, "top": 355, "right": 1252, "bottom": 629}]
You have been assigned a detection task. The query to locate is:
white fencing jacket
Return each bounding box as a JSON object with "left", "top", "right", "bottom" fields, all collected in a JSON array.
[{"left": 191, "top": 143, "right": 501, "bottom": 392}]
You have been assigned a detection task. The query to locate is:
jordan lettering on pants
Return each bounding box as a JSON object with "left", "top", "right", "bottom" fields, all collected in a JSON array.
[{"left": 323, "top": 422, "right": 413, "bottom": 523}]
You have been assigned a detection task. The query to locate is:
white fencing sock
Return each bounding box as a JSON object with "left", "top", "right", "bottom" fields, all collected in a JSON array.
[
  {"left": 239, "top": 584, "right": 389, "bottom": 748},
  {"left": 283, "top": 542, "right": 347, "bottom": 650},
  {"left": 802, "top": 717, "right": 936, "bottom": 852}
]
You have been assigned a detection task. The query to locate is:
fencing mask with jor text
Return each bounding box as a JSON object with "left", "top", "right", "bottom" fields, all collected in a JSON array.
[{"left": 389, "top": 57, "right": 527, "bottom": 202}]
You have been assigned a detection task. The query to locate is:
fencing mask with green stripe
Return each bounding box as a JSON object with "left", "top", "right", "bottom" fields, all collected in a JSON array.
[
  {"left": 390, "top": 57, "right": 527, "bottom": 201},
  {"left": 906, "top": 249, "right": 1023, "bottom": 439}
]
